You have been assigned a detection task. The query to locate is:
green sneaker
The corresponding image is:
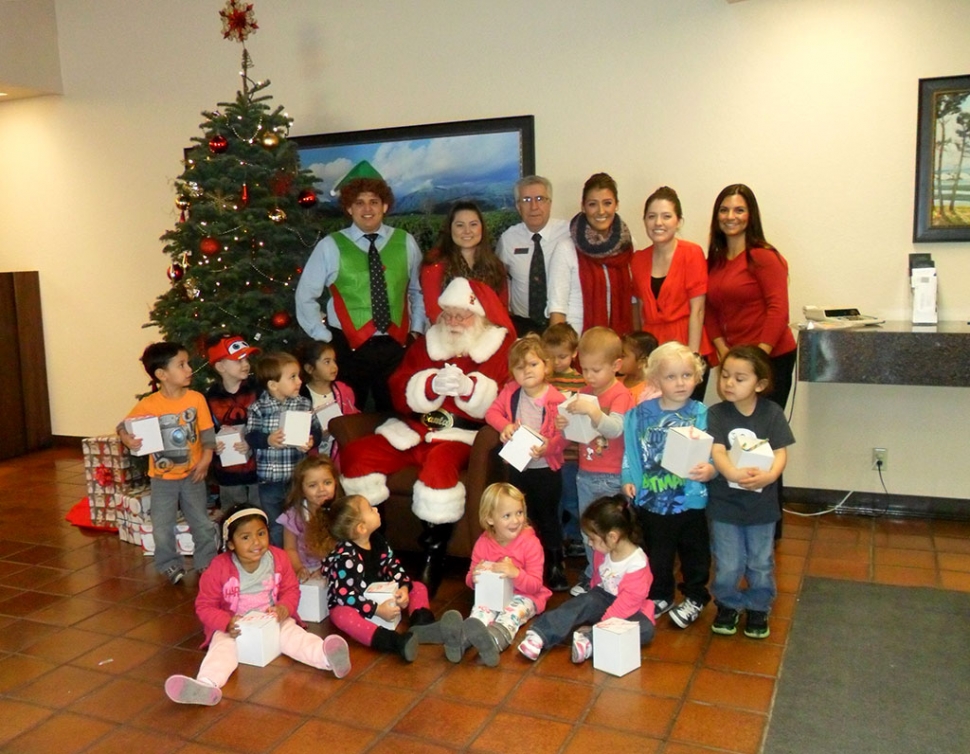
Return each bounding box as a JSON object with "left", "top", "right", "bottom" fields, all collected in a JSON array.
[
  {"left": 711, "top": 605, "right": 740, "bottom": 635},
  {"left": 743, "top": 610, "right": 771, "bottom": 639}
]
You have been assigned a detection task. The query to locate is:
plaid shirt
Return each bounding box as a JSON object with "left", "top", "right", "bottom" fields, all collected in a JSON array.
[{"left": 245, "top": 392, "right": 322, "bottom": 483}]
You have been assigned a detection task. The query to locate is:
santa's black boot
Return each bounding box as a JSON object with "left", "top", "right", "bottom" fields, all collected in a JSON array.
[{"left": 418, "top": 522, "right": 455, "bottom": 599}]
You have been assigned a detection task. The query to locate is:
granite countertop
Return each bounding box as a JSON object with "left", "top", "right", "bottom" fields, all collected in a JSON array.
[{"left": 797, "top": 321, "right": 970, "bottom": 386}]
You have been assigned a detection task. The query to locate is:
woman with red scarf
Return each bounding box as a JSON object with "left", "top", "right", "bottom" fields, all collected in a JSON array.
[{"left": 569, "top": 173, "right": 635, "bottom": 335}]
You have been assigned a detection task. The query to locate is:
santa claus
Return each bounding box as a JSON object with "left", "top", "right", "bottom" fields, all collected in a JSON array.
[{"left": 340, "top": 277, "right": 514, "bottom": 595}]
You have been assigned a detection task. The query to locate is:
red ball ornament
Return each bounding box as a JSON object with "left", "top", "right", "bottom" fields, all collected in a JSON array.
[
  {"left": 208, "top": 134, "right": 229, "bottom": 153},
  {"left": 270, "top": 310, "right": 292, "bottom": 329},
  {"left": 167, "top": 263, "right": 185, "bottom": 282},
  {"left": 297, "top": 189, "right": 318, "bottom": 208},
  {"left": 199, "top": 237, "right": 221, "bottom": 256}
]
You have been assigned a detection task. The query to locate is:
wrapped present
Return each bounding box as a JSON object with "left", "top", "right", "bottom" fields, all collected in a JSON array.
[
  {"left": 82, "top": 435, "right": 147, "bottom": 498},
  {"left": 88, "top": 491, "right": 124, "bottom": 527},
  {"left": 137, "top": 520, "right": 195, "bottom": 556},
  {"left": 119, "top": 486, "right": 152, "bottom": 525}
]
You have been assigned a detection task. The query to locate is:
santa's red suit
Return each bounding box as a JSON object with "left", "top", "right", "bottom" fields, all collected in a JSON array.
[{"left": 340, "top": 278, "right": 514, "bottom": 524}]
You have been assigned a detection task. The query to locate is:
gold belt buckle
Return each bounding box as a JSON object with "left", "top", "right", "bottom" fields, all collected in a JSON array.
[{"left": 421, "top": 409, "right": 455, "bottom": 431}]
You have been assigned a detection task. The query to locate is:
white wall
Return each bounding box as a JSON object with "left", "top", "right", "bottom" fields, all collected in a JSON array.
[{"left": 0, "top": 0, "right": 968, "bottom": 502}]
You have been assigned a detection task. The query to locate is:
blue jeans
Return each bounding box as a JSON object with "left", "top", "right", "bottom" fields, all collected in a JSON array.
[
  {"left": 560, "top": 461, "right": 580, "bottom": 541},
  {"left": 576, "top": 470, "right": 622, "bottom": 578},
  {"left": 709, "top": 519, "right": 776, "bottom": 613},
  {"left": 258, "top": 481, "right": 287, "bottom": 547},
  {"left": 529, "top": 586, "right": 655, "bottom": 649}
]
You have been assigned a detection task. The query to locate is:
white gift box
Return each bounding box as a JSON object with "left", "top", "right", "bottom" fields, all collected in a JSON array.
[
  {"left": 314, "top": 400, "right": 343, "bottom": 433},
  {"left": 364, "top": 581, "right": 401, "bottom": 630},
  {"left": 124, "top": 416, "right": 164, "bottom": 456},
  {"left": 474, "top": 569, "right": 513, "bottom": 612},
  {"left": 236, "top": 611, "right": 281, "bottom": 667},
  {"left": 660, "top": 426, "right": 714, "bottom": 478},
  {"left": 281, "top": 410, "right": 312, "bottom": 448},
  {"left": 217, "top": 425, "right": 248, "bottom": 467},
  {"left": 592, "top": 617, "right": 641, "bottom": 677},
  {"left": 728, "top": 438, "right": 774, "bottom": 492},
  {"left": 498, "top": 425, "right": 544, "bottom": 472},
  {"left": 557, "top": 394, "right": 601, "bottom": 444},
  {"left": 298, "top": 577, "right": 329, "bottom": 623}
]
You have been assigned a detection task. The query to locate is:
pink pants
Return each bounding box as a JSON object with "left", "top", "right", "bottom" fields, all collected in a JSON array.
[
  {"left": 329, "top": 581, "right": 430, "bottom": 646},
  {"left": 197, "top": 617, "right": 331, "bottom": 687}
]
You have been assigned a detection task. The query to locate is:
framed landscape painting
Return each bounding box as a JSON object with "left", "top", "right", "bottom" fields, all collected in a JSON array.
[
  {"left": 293, "top": 115, "right": 535, "bottom": 249},
  {"left": 914, "top": 75, "right": 970, "bottom": 242}
]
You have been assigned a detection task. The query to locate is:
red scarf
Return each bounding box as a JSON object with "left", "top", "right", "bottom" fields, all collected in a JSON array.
[{"left": 570, "top": 214, "right": 634, "bottom": 334}]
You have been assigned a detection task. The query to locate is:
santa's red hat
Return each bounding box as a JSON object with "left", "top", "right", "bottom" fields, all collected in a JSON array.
[{"left": 437, "top": 277, "right": 514, "bottom": 334}]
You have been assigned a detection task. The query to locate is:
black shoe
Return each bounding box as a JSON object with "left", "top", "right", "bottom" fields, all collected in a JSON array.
[
  {"left": 711, "top": 605, "right": 740, "bottom": 636},
  {"left": 409, "top": 607, "right": 435, "bottom": 627},
  {"left": 544, "top": 548, "right": 569, "bottom": 592},
  {"left": 743, "top": 610, "right": 770, "bottom": 639},
  {"left": 565, "top": 540, "right": 586, "bottom": 559},
  {"left": 372, "top": 627, "right": 418, "bottom": 662},
  {"left": 418, "top": 522, "right": 454, "bottom": 599}
]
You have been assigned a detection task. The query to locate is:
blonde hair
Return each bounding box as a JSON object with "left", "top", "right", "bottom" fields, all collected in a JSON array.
[
  {"left": 578, "top": 326, "right": 623, "bottom": 363},
  {"left": 645, "top": 341, "right": 706, "bottom": 384},
  {"left": 478, "top": 482, "right": 527, "bottom": 533},
  {"left": 509, "top": 334, "right": 551, "bottom": 372},
  {"left": 304, "top": 494, "right": 368, "bottom": 557},
  {"left": 283, "top": 456, "right": 341, "bottom": 513}
]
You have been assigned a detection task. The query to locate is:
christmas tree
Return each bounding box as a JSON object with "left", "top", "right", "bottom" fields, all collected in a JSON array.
[{"left": 149, "top": 1, "right": 321, "bottom": 384}]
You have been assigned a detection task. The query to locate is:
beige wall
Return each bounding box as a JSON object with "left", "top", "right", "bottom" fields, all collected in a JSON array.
[{"left": 1, "top": 0, "right": 968, "bottom": 502}]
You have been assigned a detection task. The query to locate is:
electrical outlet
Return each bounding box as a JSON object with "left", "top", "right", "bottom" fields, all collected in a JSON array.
[{"left": 871, "top": 447, "right": 888, "bottom": 471}]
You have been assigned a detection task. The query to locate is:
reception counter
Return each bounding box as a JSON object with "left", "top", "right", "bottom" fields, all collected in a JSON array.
[{"left": 797, "top": 320, "right": 970, "bottom": 387}]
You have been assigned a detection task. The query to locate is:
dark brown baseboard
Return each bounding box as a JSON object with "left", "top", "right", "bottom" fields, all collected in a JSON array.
[
  {"left": 52, "top": 435, "right": 84, "bottom": 451},
  {"left": 786, "top": 487, "right": 970, "bottom": 521}
]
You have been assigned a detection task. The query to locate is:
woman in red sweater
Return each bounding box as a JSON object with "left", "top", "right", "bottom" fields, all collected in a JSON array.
[
  {"left": 705, "top": 184, "right": 796, "bottom": 410},
  {"left": 631, "top": 186, "right": 713, "bottom": 401}
]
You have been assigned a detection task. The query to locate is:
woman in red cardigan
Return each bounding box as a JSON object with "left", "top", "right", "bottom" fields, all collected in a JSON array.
[
  {"left": 705, "top": 183, "right": 796, "bottom": 410},
  {"left": 420, "top": 201, "right": 507, "bottom": 323},
  {"left": 631, "top": 186, "right": 713, "bottom": 401}
]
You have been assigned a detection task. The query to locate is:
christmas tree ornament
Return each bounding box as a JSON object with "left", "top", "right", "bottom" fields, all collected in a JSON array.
[
  {"left": 208, "top": 134, "right": 229, "bottom": 153},
  {"left": 219, "top": 0, "right": 258, "bottom": 43},
  {"left": 184, "top": 278, "right": 201, "bottom": 299},
  {"left": 167, "top": 263, "right": 185, "bottom": 282},
  {"left": 260, "top": 131, "right": 280, "bottom": 149},
  {"left": 270, "top": 171, "right": 293, "bottom": 197},
  {"left": 297, "top": 189, "right": 317, "bottom": 208},
  {"left": 175, "top": 196, "right": 191, "bottom": 211},
  {"left": 185, "top": 181, "right": 203, "bottom": 198},
  {"left": 241, "top": 182, "right": 249, "bottom": 206},
  {"left": 199, "top": 237, "right": 221, "bottom": 256},
  {"left": 270, "top": 310, "right": 292, "bottom": 329},
  {"left": 268, "top": 208, "right": 286, "bottom": 223}
]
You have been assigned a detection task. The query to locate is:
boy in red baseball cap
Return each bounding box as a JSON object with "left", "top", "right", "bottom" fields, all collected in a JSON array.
[{"left": 205, "top": 334, "right": 261, "bottom": 516}]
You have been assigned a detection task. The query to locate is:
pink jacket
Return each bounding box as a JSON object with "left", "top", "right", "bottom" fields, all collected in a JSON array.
[
  {"left": 485, "top": 381, "right": 568, "bottom": 471},
  {"left": 195, "top": 546, "right": 301, "bottom": 646},
  {"left": 591, "top": 549, "right": 656, "bottom": 623},
  {"left": 465, "top": 526, "right": 552, "bottom": 613}
]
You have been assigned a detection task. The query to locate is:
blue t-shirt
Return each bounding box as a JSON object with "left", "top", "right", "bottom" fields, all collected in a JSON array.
[{"left": 621, "top": 398, "right": 709, "bottom": 515}]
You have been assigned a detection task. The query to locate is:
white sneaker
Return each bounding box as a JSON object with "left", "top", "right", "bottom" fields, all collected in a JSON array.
[
  {"left": 517, "top": 630, "right": 544, "bottom": 661},
  {"left": 571, "top": 630, "right": 592, "bottom": 664},
  {"left": 653, "top": 598, "right": 672, "bottom": 616},
  {"left": 669, "top": 598, "right": 704, "bottom": 628},
  {"left": 164, "top": 675, "right": 221, "bottom": 706},
  {"left": 569, "top": 575, "right": 591, "bottom": 597}
]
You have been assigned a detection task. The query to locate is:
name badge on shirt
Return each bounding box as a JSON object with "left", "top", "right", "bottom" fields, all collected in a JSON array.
[{"left": 513, "top": 247, "right": 529, "bottom": 255}]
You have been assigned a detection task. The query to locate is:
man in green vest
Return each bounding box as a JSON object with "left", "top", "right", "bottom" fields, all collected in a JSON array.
[{"left": 295, "top": 163, "right": 426, "bottom": 412}]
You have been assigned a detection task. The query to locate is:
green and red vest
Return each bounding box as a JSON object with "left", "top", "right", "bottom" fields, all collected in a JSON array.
[{"left": 329, "top": 229, "right": 411, "bottom": 349}]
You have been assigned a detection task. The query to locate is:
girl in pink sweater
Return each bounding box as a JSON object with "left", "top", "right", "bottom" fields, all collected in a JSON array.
[{"left": 442, "top": 483, "right": 551, "bottom": 667}]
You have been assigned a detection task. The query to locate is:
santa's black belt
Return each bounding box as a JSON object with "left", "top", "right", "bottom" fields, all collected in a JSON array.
[{"left": 419, "top": 410, "right": 482, "bottom": 432}]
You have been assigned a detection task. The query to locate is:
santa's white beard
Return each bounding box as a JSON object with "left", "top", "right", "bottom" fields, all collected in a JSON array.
[{"left": 434, "top": 317, "right": 489, "bottom": 359}]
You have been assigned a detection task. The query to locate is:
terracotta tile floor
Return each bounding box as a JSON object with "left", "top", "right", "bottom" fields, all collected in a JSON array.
[{"left": 1, "top": 448, "right": 969, "bottom": 753}]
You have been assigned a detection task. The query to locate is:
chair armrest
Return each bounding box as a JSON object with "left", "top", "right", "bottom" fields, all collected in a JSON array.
[{"left": 329, "top": 413, "right": 387, "bottom": 446}]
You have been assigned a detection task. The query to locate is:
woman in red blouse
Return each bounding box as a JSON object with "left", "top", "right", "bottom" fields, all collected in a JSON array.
[
  {"left": 631, "top": 186, "right": 713, "bottom": 400},
  {"left": 705, "top": 184, "right": 796, "bottom": 409},
  {"left": 420, "top": 201, "right": 507, "bottom": 323}
]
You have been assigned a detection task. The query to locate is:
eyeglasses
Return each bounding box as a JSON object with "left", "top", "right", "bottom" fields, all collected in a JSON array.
[
  {"left": 441, "top": 310, "right": 475, "bottom": 324},
  {"left": 517, "top": 196, "right": 550, "bottom": 205}
]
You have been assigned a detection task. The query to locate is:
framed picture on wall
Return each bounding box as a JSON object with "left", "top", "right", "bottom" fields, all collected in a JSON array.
[
  {"left": 292, "top": 115, "right": 535, "bottom": 250},
  {"left": 913, "top": 75, "right": 970, "bottom": 242}
]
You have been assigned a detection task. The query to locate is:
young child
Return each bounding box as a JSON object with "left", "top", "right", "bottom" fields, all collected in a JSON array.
[
  {"left": 205, "top": 334, "right": 261, "bottom": 515},
  {"left": 621, "top": 342, "right": 716, "bottom": 628},
  {"left": 556, "top": 326, "right": 635, "bottom": 596},
  {"left": 311, "top": 495, "right": 436, "bottom": 662},
  {"left": 542, "top": 323, "right": 585, "bottom": 558},
  {"left": 297, "top": 340, "right": 359, "bottom": 464},
  {"left": 163, "top": 506, "right": 351, "bottom": 706},
  {"left": 517, "top": 495, "right": 656, "bottom": 663},
  {"left": 620, "top": 330, "right": 661, "bottom": 403},
  {"left": 119, "top": 342, "right": 218, "bottom": 584},
  {"left": 707, "top": 345, "right": 795, "bottom": 639},
  {"left": 245, "top": 351, "right": 322, "bottom": 548},
  {"left": 278, "top": 456, "right": 340, "bottom": 582},
  {"left": 485, "top": 334, "right": 568, "bottom": 591}
]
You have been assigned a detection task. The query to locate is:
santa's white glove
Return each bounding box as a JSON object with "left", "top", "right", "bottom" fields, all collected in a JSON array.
[{"left": 431, "top": 363, "right": 472, "bottom": 397}]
